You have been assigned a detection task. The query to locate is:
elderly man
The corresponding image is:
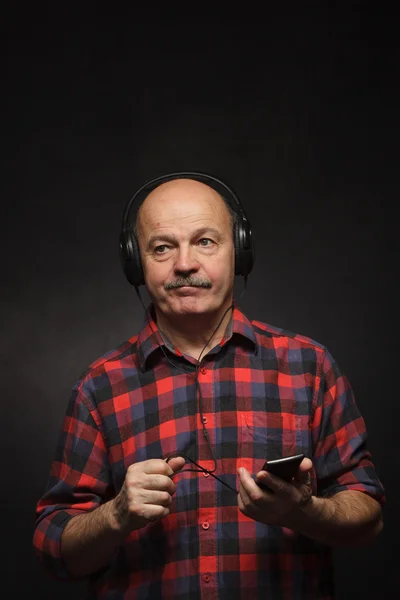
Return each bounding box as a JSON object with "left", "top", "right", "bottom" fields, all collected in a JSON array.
[{"left": 34, "top": 173, "right": 384, "bottom": 599}]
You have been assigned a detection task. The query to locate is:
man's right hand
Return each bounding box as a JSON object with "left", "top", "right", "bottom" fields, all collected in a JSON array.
[{"left": 110, "top": 456, "right": 186, "bottom": 534}]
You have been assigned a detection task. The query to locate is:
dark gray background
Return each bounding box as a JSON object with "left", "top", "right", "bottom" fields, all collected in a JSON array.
[{"left": 2, "top": 4, "right": 398, "bottom": 599}]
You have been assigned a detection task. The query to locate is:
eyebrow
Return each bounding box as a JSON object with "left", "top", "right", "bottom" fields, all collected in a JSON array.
[{"left": 146, "top": 227, "right": 224, "bottom": 251}]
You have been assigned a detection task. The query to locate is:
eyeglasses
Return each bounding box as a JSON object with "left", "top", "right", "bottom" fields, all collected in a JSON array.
[{"left": 165, "top": 452, "right": 238, "bottom": 494}]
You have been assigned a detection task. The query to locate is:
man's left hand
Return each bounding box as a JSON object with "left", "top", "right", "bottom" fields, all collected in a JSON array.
[{"left": 237, "top": 457, "right": 313, "bottom": 528}]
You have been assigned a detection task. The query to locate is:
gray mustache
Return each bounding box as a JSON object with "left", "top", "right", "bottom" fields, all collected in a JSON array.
[{"left": 164, "top": 277, "right": 212, "bottom": 290}]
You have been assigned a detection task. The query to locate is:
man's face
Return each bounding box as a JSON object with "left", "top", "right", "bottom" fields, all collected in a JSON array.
[{"left": 137, "top": 178, "right": 235, "bottom": 318}]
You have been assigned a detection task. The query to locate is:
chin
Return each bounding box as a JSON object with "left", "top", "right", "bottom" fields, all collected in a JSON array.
[
  {"left": 169, "top": 296, "right": 217, "bottom": 316},
  {"left": 174, "top": 300, "right": 209, "bottom": 315}
]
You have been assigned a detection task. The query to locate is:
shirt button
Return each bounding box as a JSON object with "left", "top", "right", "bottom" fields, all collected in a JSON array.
[
  {"left": 202, "top": 416, "right": 208, "bottom": 424},
  {"left": 200, "top": 367, "right": 207, "bottom": 374},
  {"left": 202, "top": 521, "right": 210, "bottom": 530},
  {"left": 203, "top": 573, "right": 211, "bottom": 583},
  {"left": 203, "top": 471, "right": 210, "bottom": 477}
]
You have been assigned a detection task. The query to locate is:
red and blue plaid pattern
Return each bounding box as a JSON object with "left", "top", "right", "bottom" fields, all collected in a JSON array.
[{"left": 33, "top": 304, "right": 385, "bottom": 599}]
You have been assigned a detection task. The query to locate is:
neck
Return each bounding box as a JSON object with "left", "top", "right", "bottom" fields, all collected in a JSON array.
[{"left": 153, "top": 300, "right": 234, "bottom": 360}]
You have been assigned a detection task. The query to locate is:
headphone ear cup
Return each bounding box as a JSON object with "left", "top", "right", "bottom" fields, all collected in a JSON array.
[
  {"left": 119, "top": 229, "right": 145, "bottom": 287},
  {"left": 234, "top": 219, "right": 254, "bottom": 278},
  {"left": 233, "top": 222, "right": 242, "bottom": 276}
]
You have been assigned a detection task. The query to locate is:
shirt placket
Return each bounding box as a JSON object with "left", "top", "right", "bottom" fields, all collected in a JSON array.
[{"left": 197, "top": 364, "right": 219, "bottom": 600}]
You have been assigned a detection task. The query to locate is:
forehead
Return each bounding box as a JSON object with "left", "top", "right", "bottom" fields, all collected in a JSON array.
[{"left": 137, "top": 178, "right": 231, "bottom": 226}]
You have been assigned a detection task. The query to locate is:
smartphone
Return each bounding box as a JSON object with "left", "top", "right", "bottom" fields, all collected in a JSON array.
[{"left": 258, "top": 453, "right": 305, "bottom": 490}]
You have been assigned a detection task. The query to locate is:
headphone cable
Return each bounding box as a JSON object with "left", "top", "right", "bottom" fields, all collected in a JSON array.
[
  {"left": 134, "top": 286, "right": 234, "bottom": 475},
  {"left": 134, "top": 280, "right": 247, "bottom": 482}
]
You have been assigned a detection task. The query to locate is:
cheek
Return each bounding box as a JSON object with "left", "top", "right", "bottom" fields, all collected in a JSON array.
[{"left": 208, "top": 259, "right": 234, "bottom": 286}]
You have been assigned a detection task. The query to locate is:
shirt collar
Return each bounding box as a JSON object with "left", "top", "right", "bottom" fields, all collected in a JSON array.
[{"left": 136, "top": 302, "right": 258, "bottom": 370}]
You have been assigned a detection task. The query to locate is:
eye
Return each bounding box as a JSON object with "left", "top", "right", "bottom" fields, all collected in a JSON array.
[
  {"left": 154, "top": 245, "right": 170, "bottom": 254},
  {"left": 198, "top": 238, "right": 213, "bottom": 247}
]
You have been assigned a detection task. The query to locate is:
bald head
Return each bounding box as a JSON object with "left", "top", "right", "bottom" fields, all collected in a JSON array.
[{"left": 135, "top": 178, "right": 237, "bottom": 238}]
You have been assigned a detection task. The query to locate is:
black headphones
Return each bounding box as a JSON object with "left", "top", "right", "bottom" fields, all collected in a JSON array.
[{"left": 119, "top": 171, "right": 254, "bottom": 287}]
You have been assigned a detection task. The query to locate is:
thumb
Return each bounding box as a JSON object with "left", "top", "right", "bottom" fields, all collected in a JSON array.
[
  {"left": 165, "top": 456, "right": 186, "bottom": 473},
  {"left": 295, "top": 457, "right": 313, "bottom": 484}
]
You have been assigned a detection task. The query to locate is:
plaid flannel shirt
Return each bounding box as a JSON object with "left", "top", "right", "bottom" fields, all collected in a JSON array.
[{"left": 33, "top": 304, "right": 385, "bottom": 599}]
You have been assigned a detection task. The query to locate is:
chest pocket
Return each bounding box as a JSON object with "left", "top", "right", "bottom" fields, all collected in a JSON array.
[{"left": 238, "top": 399, "right": 297, "bottom": 472}]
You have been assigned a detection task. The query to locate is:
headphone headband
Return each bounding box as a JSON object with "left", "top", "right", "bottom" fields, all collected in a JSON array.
[
  {"left": 119, "top": 171, "right": 254, "bottom": 287},
  {"left": 121, "top": 171, "right": 250, "bottom": 235}
]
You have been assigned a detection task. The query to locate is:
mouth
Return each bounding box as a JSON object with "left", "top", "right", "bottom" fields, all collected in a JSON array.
[{"left": 172, "top": 285, "right": 205, "bottom": 295}]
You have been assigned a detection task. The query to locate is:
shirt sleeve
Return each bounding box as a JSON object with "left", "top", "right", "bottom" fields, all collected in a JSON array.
[
  {"left": 32, "top": 380, "right": 113, "bottom": 580},
  {"left": 311, "top": 349, "right": 385, "bottom": 503}
]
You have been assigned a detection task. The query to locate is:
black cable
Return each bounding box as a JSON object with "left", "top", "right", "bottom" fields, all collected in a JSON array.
[
  {"left": 135, "top": 286, "right": 232, "bottom": 472},
  {"left": 165, "top": 452, "right": 238, "bottom": 495},
  {"left": 134, "top": 279, "right": 248, "bottom": 489}
]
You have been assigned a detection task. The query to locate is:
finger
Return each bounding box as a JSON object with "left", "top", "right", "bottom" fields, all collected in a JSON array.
[
  {"left": 165, "top": 456, "right": 186, "bottom": 473},
  {"left": 237, "top": 471, "right": 254, "bottom": 513},
  {"left": 238, "top": 467, "right": 265, "bottom": 503},
  {"left": 237, "top": 472, "right": 252, "bottom": 504},
  {"left": 128, "top": 458, "right": 172, "bottom": 477},
  {"left": 146, "top": 504, "right": 171, "bottom": 522},
  {"left": 237, "top": 488, "right": 248, "bottom": 513},
  {"left": 237, "top": 490, "right": 259, "bottom": 521},
  {"left": 143, "top": 473, "right": 177, "bottom": 494},
  {"left": 147, "top": 458, "right": 181, "bottom": 476},
  {"left": 294, "top": 458, "right": 313, "bottom": 484},
  {"left": 255, "top": 471, "right": 291, "bottom": 496},
  {"left": 298, "top": 457, "right": 313, "bottom": 473},
  {"left": 142, "top": 489, "right": 173, "bottom": 508}
]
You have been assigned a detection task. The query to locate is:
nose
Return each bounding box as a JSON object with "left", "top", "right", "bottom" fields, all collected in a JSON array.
[{"left": 174, "top": 244, "right": 200, "bottom": 276}]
